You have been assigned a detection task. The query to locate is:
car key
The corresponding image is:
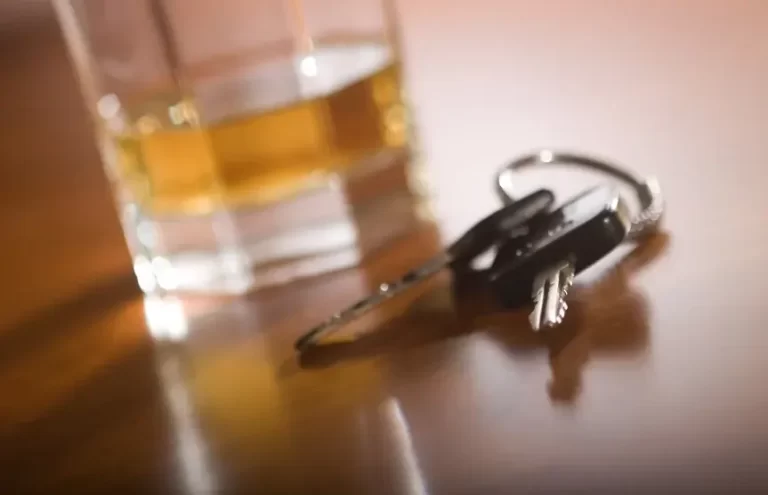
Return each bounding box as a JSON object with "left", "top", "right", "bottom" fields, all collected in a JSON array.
[
  {"left": 488, "top": 184, "right": 631, "bottom": 330},
  {"left": 294, "top": 188, "right": 556, "bottom": 352}
]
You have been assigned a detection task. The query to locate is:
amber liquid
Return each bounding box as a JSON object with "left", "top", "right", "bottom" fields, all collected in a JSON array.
[{"left": 113, "top": 43, "right": 407, "bottom": 215}]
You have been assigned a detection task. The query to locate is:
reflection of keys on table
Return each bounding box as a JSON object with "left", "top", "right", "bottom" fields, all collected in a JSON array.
[{"left": 294, "top": 189, "right": 556, "bottom": 352}]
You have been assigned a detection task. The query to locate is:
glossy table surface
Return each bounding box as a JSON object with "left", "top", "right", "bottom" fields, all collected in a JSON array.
[{"left": 2, "top": 1, "right": 768, "bottom": 493}]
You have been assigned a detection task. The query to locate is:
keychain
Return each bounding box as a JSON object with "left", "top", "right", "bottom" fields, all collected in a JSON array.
[
  {"left": 495, "top": 150, "right": 663, "bottom": 241},
  {"left": 491, "top": 150, "right": 663, "bottom": 329},
  {"left": 294, "top": 149, "right": 664, "bottom": 352}
]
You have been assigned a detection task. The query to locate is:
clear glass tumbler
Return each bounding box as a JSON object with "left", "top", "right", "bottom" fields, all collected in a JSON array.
[{"left": 53, "top": 0, "right": 421, "bottom": 295}]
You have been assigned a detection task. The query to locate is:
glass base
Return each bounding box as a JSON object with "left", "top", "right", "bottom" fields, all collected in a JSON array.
[{"left": 128, "top": 150, "right": 429, "bottom": 295}]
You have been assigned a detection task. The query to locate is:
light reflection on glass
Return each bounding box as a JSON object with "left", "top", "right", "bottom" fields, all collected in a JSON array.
[
  {"left": 299, "top": 55, "right": 319, "bottom": 77},
  {"left": 97, "top": 93, "right": 121, "bottom": 120},
  {"left": 133, "top": 255, "right": 157, "bottom": 293},
  {"left": 151, "top": 256, "right": 178, "bottom": 291},
  {"left": 136, "top": 221, "right": 156, "bottom": 248},
  {"left": 144, "top": 295, "right": 189, "bottom": 342}
]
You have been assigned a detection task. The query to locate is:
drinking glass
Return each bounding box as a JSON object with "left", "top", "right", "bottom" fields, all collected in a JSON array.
[{"left": 53, "top": 0, "right": 422, "bottom": 294}]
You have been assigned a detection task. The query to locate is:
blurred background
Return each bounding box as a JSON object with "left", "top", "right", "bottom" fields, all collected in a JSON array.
[
  {"left": 1, "top": 0, "right": 766, "bottom": 331},
  {"left": 0, "top": 0, "right": 134, "bottom": 335}
]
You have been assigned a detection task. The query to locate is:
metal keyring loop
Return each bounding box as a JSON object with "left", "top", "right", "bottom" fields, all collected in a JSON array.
[{"left": 496, "top": 150, "right": 664, "bottom": 241}]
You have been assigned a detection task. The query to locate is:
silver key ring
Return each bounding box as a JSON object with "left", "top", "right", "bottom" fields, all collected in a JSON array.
[{"left": 496, "top": 150, "right": 664, "bottom": 241}]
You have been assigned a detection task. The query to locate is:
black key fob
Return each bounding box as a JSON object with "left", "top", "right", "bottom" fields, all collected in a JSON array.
[
  {"left": 448, "top": 188, "right": 556, "bottom": 270},
  {"left": 488, "top": 185, "right": 631, "bottom": 308}
]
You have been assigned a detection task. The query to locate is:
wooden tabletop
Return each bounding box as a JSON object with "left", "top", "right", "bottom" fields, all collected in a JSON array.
[{"left": 2, "top": 1, "right": 768, "bottom": 493}]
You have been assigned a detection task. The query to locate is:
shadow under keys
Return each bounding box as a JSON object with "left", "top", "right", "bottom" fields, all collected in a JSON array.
[{"left": 476, "top": 233, "right": 669, "bottom": 404}]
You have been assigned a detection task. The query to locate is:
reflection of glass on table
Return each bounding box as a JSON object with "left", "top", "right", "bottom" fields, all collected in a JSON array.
[{"left": 54, "top": 0, "right": 423, "bottom": 294}]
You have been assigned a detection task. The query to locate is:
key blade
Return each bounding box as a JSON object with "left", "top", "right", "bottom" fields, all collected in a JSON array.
[
  {"left": 529, "top": 260, "right": 574, "bottom": 331},
  {"left": 295, "top": 254, "right": 449, "bottom": 351},
  {"left": 546, "top": 262, "right": 574, "bottom": 328},
  {"left": 543, "top": 269, "right": 561, "bottom": 327},
  {"left": 529, "top": 282, "right": 545, "bottom": 330}
]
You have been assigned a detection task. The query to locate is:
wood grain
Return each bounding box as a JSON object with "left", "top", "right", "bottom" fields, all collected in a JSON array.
[{"left": 1, "top": 1, "right": 768, "bottom": 493}]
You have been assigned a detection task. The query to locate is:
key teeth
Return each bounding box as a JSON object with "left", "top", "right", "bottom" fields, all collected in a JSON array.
[{"left": 530, "top": 261, "right": 574, "bottom": 332}]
